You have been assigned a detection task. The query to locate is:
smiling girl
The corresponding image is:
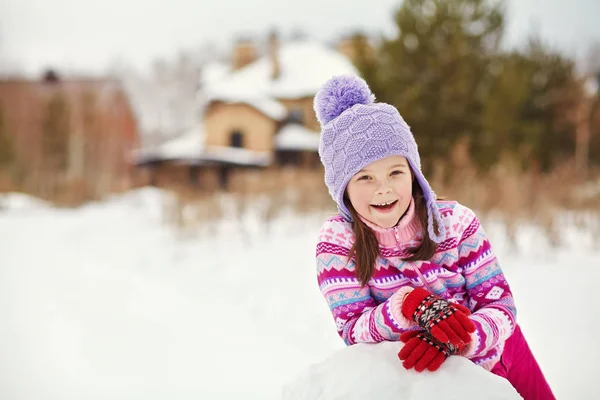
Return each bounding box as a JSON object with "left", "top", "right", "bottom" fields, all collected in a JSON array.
[{"left": 313, "top": 75, "right": 554, "bottom": 400}]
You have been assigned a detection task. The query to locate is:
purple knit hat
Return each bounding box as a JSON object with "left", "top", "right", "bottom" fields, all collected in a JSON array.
[{"left": 314, "top": 75, "right": 445, "bottom": 243}]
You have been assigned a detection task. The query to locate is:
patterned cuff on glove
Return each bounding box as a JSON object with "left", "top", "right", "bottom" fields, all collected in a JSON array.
[
  {"left": 418, "top": 332, "right": 460, "bottom": 357},
  {"left": 413, "top": 295, "right": 457, "bottom": 330}
]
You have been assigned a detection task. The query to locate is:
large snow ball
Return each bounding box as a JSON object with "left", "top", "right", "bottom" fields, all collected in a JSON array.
[{"left": 282, "top": 341, "right": 522, "bottom": 400}]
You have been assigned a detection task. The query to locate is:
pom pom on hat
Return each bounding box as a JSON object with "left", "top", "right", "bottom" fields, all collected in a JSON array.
[{"left": 314, "top": 75, "right": 375, "bottom": 125}]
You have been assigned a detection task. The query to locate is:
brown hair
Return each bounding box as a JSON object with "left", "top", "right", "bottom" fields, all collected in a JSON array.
[{"left": 345, "top": 179, "right": 439, "bottom": 287}]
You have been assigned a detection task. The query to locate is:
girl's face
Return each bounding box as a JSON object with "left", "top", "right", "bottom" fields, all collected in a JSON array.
[{"left": 346, "top": 155, "right": 413, "bottom": 229}]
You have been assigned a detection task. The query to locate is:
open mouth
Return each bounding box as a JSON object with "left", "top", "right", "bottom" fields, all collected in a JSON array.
[{"left": 370, "top": 200, "right": 398, "bottom": 212}]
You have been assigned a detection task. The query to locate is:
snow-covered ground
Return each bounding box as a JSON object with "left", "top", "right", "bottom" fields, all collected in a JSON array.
[
  {"left": 283, "top": 341, "right": 522, "bottom": 400},
  {"left": 0, "top": 188, "right": 598, "bottom": 399}
]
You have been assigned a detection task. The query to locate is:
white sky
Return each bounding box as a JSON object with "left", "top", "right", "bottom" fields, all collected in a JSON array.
[{"left": 1, "top": 0, "right": 599, "bottom": 76}]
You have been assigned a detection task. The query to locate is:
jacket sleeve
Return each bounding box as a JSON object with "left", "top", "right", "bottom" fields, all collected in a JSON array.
[
  {"left": 316, "top": 219, "right": 417, "bottom": 345},
  {"left": 455, "top": 207, "right": 517, "bottom": 359}
]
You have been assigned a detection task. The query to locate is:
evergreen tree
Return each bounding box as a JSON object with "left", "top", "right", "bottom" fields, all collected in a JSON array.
[
  {"left": 353, "top": 0, "right": 581, "bottom": 173},
  {"left": 369, "top": 0, "right": 505, "bottom": 174},
  {"left": 480, "top": 38, "right": 579, "bottom": 171}
]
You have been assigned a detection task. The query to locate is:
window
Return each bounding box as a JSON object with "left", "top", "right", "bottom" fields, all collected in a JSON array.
[
  {"left": 230, "top": 130, "right": 244, "bottom": 148},
  {"left": 288, "top": 107, "right": 304, "bottom": 123}
]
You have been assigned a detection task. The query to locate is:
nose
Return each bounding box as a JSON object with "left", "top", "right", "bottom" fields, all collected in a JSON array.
[{"left": 376, "top": 181, "right": 392, "bottom": 195}]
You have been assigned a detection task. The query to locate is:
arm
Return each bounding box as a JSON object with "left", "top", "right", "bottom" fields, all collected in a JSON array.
[
  {"left": 316, "top": 220, "right": 417, "bottom": 345},
  {"left": 457, "top": 209, "right": 517, "bottom": 358}
]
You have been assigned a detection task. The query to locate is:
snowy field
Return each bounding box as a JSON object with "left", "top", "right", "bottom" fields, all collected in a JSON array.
[{"left": 0, "top": 188, "right": 598, "bottom": 399}]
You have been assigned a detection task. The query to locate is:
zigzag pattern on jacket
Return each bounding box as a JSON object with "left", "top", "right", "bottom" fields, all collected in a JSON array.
[{"left": 315, "top": 200, "right": 517, "bottom": 372}]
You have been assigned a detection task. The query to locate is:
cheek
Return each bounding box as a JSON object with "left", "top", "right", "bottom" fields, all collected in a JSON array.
[
  {"left": 396, "top": 178, "right": 413, "bottom": 196},
  {"left": 347, "top": 185, "right": 371, "bottom": 209}
]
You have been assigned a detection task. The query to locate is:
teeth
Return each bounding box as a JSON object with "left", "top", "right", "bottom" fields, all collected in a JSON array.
[{"left": 372, "top": 200, "right": 396, "bottom": 206}]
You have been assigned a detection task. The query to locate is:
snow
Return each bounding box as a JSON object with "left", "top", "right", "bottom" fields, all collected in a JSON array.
[
  {"left": 204, "top": 40, "right": 359, "bottom": 101},
  {"left": 0, "top": 192, "right": 50, "bottom": 211},
  {"left": 132, "top": 125, "right": 205, "bottom": 163},
  {"left": 202, "top": 40, "right": 358, "bottom": 125},
  {"left": 210, "top": 97, "right": 288, "bottom": 120},
  {"left": 275, "top": 124, "right": 321, "bottom": 151},
  {"left": 157, "top": 126, "right": 204, "bottom": 159},
  {"left": 201, "top": 145, "right": 273, "bottom": 166},
  {"left": 283, "top": 341, "right": 521, "bottom": 400},
  {"left": 0, "top": 189, "right": 599, "bottom": 399},
  {"left": 131, "top": 127, "right": 272, "bottom": 167},
  {"left": 242, "top": 97, "right": 287, "bottom": 120},
  {"left": 199, "top": 61, "right": 230, "bottom": 88}
]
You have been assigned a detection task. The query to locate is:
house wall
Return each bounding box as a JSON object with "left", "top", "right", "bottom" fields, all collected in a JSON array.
[
  {"left": 144, "top": 162, "right": 216, "bottom": 189},
  {"left": 0, "top": 78, "right": 140, "bottom": 196},
  {"left": 0, "top": 81, "right": 45, "bottom": 175},
  {"left": 279, "top": 97, "right": 320, "bottom": 132},
  {"left": 204, "top": 103, "right": 277, "bottom": 152}
]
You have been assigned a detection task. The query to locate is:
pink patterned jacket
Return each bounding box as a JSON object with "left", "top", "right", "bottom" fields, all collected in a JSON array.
[{"left": 315, "top": 200, "right": 517, "bottom": 371}]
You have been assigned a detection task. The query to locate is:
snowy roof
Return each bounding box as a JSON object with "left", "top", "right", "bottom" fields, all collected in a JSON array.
[
  {"left": 275, "top": 123, "right": 321, "bottom": 151},
  {"left": 132, "top": 125, "right": 204, "bottom": 163},
  {"left": 204, "top": 40, "right": 359, "bottom": 102},
  {"left": 200, "top": 61, "right": 230, "bottom": 87},
  {"left": 131, "top": 124, "right": 272, "bottom": 167},
  {"left": 210, "top": 97, "right": 288, "bottom": 120},
  {"left": 201, "top": 146, "right": 272, "bottom": 166}
]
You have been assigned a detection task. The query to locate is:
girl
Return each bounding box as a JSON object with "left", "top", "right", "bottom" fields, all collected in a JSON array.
[{"left": 313, "top": 75, "right": 555, "bottom": 400}]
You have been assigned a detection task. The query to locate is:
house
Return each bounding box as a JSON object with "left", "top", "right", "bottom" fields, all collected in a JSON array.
[
  {"left": 0, "top": 71, "right": 140, "bottom": 199},
  {"left": 134, "top": 33, "right": 361, "bottom": 190}
]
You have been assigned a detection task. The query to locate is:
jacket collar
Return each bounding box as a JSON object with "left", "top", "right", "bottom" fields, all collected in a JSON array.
[{"left": 359, "top": 198, "right": 421, "bottom": 247}]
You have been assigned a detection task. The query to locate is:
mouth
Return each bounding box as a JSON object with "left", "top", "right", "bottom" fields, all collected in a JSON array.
[{"left": 370, "top": 200, "right": 398, "bottom": 212}]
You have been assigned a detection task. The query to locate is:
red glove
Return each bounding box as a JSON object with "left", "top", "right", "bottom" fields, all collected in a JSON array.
[
  {"left": 398, "top": 330, "right": 462, "bottom": 372},
  {"left": 401, "top": 288, "right": 475, "bottom": 346}
]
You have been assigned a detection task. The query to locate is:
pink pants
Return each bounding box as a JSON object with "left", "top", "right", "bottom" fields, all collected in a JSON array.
[{"left": 491, "top": 325, "right": 556, "bottom": 400}]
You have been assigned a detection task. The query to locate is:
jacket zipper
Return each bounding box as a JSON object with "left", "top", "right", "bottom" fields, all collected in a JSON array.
[{"left": 393, "top": 226, "right": 433, "bottom": 293}]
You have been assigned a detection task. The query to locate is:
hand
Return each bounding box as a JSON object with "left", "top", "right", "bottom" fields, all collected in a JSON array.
[
  {"left": 401, "top": 288, "right": 476, "bottom": 346},
  {"left": 398, "top": 330, "right": 462, "bottom": 372}
]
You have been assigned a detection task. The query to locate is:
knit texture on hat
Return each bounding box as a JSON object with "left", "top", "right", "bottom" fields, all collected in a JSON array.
[{"left": 314, "top": 75, "right": 445, "bottom": 243}]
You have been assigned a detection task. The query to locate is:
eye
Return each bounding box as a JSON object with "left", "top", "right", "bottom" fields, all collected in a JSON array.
[
  {"left": 357, "top": 175, "right": 371, "bottom": 181},
  {"left": 390, "top": 170, "right": 404, "bottom": 176}
]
